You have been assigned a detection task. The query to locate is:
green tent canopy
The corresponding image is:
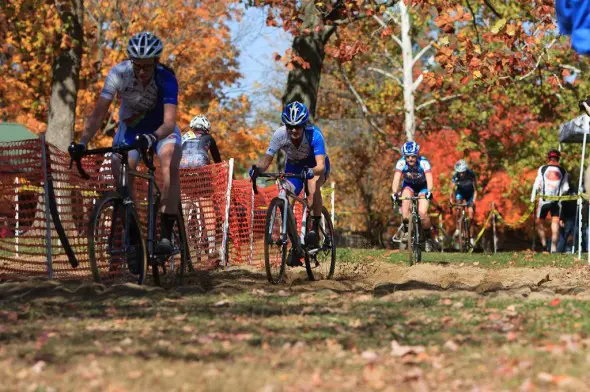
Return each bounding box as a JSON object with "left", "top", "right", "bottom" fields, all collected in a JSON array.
[{"left": 0, "top": 123, "right": 38, "bottom": 142}]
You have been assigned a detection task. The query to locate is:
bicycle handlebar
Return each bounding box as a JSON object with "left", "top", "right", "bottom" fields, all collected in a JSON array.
[
  {"left": 68, "top": 139, "right": 155, "bottom": 179},
  {"left": 250, "top": 165, "right": 308, "bottom": 195}
]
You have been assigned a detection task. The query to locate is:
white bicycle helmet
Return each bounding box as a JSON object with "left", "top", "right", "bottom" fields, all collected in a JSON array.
[
  {"left": 189, "top": 115, "right": 211, "bottom": 132},
  {"left": 127, "top": 32, "right": 163, "bottom": 59},
  {"left": 454, "top": 159, "right": 468, "bottom": 173}
]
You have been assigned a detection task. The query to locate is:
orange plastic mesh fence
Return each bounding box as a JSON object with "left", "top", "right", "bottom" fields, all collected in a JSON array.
[
  {"left": 0, "top": 139, "right": 49, "bottom": 279},
  {"left": 0, "top": 139, "right": 235, "bottom": 280},
  {"left": 0, "top": 139, "right": 314, "bottom": 281},
  {"left": 227, "top": 179, "right": 254, "bottom": 265}
]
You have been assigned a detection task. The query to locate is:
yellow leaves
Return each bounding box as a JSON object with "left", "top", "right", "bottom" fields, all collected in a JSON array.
[
  {"left": 506, "top": 23, "right": 517, "bottom": 37},
  {"left": 491, "top": 18, "right": 507, "bottom": 35},
  {"left": 473, "top": 70, "right": 482, "bottom": 79}
]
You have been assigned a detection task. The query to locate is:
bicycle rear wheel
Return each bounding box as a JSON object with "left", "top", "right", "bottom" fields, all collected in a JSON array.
[
  {"left": 264, "top": 198, "right": 289, "bottom": 284},
  {"left": 88, "top": 191, "right": 147, "bottom": 285},
  {"left": 305, "top": 207, "right": 336, "bottom": 281},
  {"left": 152, "top": 203, "right": 190, "bottom": 286}
]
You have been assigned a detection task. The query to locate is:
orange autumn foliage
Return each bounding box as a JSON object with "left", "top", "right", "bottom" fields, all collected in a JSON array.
[{"left": 1, "top": 0, "right": 267, "bottom": 159}]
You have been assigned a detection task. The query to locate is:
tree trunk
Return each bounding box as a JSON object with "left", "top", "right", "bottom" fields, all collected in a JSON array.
[
  {"left": 282, "top": 1, "right": 335, "bottom": 119},
  {"left": 400, "top": 1, "right": 416, "bottom": 142},
  {"left": 46, "top": 0, "right": 84, "bottom": 151}
]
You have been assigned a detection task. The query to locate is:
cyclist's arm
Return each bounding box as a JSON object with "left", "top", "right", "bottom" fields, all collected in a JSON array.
[
  {"left": 426, "top": 171, "right": 434, "bottom": 193},
  {"left": 531, "top": 169, "right": 542, "bottom": 202},
  {"left": 153, "top": 103, "right": 177, "bottom": 140},
  {"left": 391, "top": 171, "right": 402, "bottom": 194},
  {"left": 209, "top": 136, "right": 222, "bottom": 163},
  {"left": 312, "top": 155, "right": 325, "bottom": 174},
  {"left": 449, "top": 183, "right": 456, "bottom": 203},
  {"left": 473, "top": 179, "right": 478, "bottom": 203},
  {"left": 255, "top": 154, "right": 274, "bottom": 172},
  {"left": 80, "top": 97, "right": 112, "bottom": 145}
]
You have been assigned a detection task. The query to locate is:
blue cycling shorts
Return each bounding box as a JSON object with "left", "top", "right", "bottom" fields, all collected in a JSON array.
[
  {"left": 402, "top": 182, "right": 428, "bottom": 195},
  {"left": 455, "top": 192, "right": 474, "bottom": 206},
  {"left": 285, "top": 156, "right": 331, "bottom": 196}
]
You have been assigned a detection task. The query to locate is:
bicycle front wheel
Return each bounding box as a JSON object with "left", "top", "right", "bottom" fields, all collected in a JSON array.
[
  {"left": 305, "top": 207, "right": 336, "bottom": 281},
  {"left": 409, "top": 217, "right": 422, "bottom": 264},
  {"left": 88, "top": 191, "right": 147, "bottom": 285},
  {"left": 264, "top": 198, "right": 289, "bottom": 284}
]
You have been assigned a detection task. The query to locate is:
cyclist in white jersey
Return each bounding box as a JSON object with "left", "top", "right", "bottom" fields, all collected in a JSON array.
[
  {"left": 391, "top": 141, "right": 437, "bottom": 251},
  {"left": 180, "top": 115, "right": 222, "bottom": 168},
  {"left": 70, "top": 32, "right": 181, "bottom": 254},
  {"left": 249, "top": 102, "right": 330, "bottom": 265},
  {"left": 531, "top": 149, "right": 569, "bottom": 253}
]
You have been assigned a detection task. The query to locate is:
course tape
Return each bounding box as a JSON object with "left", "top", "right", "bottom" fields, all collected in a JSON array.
[{"left": 469, "top": 193, "right": 589, "bottom": 251}]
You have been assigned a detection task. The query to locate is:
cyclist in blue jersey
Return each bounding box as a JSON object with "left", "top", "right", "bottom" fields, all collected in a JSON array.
[
  {"left": 249, "top": 101, "right": 330, "bottom": 265},
  {"left": 70, "top": 32, "right": 181, "bottom": 254},
  {"left": 450, "top": 159, "right": 477, "bottom": 243},
  {"left": 391, "top": 141, "right": 436, "bottom": 251}
]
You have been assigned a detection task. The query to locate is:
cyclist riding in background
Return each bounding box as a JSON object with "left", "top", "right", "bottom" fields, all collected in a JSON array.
[
  {"left": 249, "top": 101, "right": 330, "bottom": 265},
  {"left": 391, "top": 141, "right": 437, "bottom": 251},
  {"left": 70, "top": 32, "right": 181, "bottom": 255},
  {"left": 180, "top": 115, "right": 222, "bottom": 168},
  {"left": 450, "top": 159, "right": 477, "bottom": 243}
]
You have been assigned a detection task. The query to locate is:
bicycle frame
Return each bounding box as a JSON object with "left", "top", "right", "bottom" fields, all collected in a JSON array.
[
  {"left": 253, "top": 169, "right": 311, "bottom": 254},
  {"left": 71, "top": 144, "right": 161, "bottom": 257}
]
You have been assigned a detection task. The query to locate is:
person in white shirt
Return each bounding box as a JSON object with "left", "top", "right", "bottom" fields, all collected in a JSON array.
[{"left": 530, "top": 149, "right": 569, "bottom": 253}]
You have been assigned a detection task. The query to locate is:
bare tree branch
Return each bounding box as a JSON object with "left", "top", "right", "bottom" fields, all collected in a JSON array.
[
  {"left": 415, "top": 94, "right": 463, "bottom": 111},
  {"left": 368, "top": 66, "right": 403, "bottom": 86},
  {"left": 483, "top": 0, "right": 502, "bottom": 18},
  {"left": 412, "top": 74, "right": 423, "bottom": 91},
  {"left": 465, "top": 0, "right": 481, "bottom": 46},
  {"left": 412, "top": 42, "right": 435, "bottom": 68},
  {"left": 518, "top": 38, "right": 557, "bottom": 81},
  {"left": 559, "top": 64, "right": 582, "bottom": 74},
  {"left": 338, "top": 62, "right": 386, "bottom": 137},
  {"left": 372, "top": 14, "right": 402, "bottom": 47}
]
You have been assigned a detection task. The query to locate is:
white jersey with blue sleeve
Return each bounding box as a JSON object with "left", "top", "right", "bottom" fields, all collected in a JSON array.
[
  {"left": 101, "top": 60, "right": 179, "bottom": 146},
  {"left": 265, "top": 124, "right": 327, "bottom": 166},
  {"left": 395, "top": 156, "right": 431, "bottom": 186}
]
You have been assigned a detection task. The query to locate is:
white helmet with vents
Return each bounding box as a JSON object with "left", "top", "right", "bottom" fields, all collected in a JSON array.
[
  {"left": 127, "top": 32, "right": 163, "bottom": 59},
  {"left": 189, "top": 115, "right": 211, "bottom": 132}
]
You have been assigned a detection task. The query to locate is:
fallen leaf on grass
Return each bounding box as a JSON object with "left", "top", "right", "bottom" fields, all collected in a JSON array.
[
  {"left": 506, "top": 331, "right": 518, "bottom": 342},
  {"left": 0, "top": 311, "right": 18, "bottom": 322},
  {"left": 443, "top": 340, "right": 459, "bottom": 352},
  {"left": 174, "top": 314, "right": 187, "bottom": 321},
  {"left": 361, "top": 350, "right": 379, "bottom": 362},
  {"left": 127, "top": 371, "right": 143, "bottom": 379},
  {"left": 391, "top": 340, "right": 425, "bottom": 357},
  {"left": 549, "top": 298, "right": 561, "bottom": 307},
  {"left": 31, "top": 360, "right": 46, "bottom": 374},
  {"left": 214, "top": 300, "right": 230, "bottom": 307}
]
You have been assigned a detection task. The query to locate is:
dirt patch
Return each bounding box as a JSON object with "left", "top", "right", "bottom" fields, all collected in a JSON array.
[
  {"left": 2, "top": 261, "right": 590, "bottom": 301},
  {"left": 364, "top": 262, "right": 590, "bottom": 298}
]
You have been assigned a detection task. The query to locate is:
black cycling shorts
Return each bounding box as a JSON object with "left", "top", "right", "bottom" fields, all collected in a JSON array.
[{"left": 537, "top": 201, "right": 560, "bottom": 219}]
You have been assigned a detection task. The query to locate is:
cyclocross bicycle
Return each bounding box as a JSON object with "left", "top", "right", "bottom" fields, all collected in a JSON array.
[
  {"left": 250, "top": 166, "right": 336, "bottom": 284},
  {"left": 393, "top": 195, "right": 425, "bottom": 265},
  {"left": 69, "top": 141, "right": 190, "bottom": 286},
  {"left": 451, "top": 202, "right": 471, "bottom": 253}
]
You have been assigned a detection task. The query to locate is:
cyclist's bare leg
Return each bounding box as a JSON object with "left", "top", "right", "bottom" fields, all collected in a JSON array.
[
  {"left": 535, "top": 217, "right": 547, "bottom": 250},
  {"left": 401, "top": 187, "right": 413, "bottom": 221},
  {"left": 111, "top": 154, "right": 139, "bottom": 198},
  {"left": 467, "top": 205, "right": 475, "bottom": 237},
  {"left": 418, "top": 199, "right": 431, "bottom": 229},
  {"left": 307, "top": 172, "right": 326, "bottom": 216},
  {"left": 158, "top": 143, "right": 182, "bottom": 214},
  {"left": 550, "top": 215, "right": 560, "bottom": 253}
]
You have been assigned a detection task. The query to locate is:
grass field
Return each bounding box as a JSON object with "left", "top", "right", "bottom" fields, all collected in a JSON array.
[{"left": 1, "top": 249, "right": 590, "bottom": 391}]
